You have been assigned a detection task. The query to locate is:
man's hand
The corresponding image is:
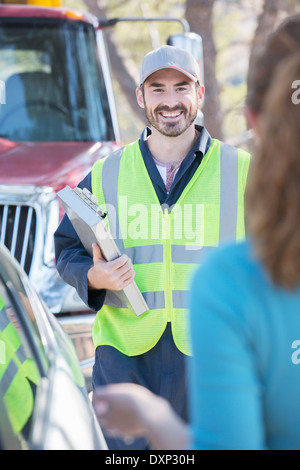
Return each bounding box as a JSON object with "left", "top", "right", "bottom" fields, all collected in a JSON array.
[{"left": 87, "top": 243, "right": 135, "bottom": 291}]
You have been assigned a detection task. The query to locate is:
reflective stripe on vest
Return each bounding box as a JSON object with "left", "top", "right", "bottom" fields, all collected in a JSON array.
[
  {"left": 91, "top": 138, "right": 250, "bottom": 354},
  {"left": 0, "top": 358, "right": 18, "bottom": 397}
]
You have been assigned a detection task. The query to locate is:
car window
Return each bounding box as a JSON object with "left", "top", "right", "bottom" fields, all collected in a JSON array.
[{"left": 0, "top": 254, "right": 47, "bottom": 449}]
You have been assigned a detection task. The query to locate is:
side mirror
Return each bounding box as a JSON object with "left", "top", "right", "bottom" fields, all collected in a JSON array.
[{"left": 167, "top": 32, "right": 204, "bottom": 125}]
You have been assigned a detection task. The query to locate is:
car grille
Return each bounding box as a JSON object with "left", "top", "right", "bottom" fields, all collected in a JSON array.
[{"left": 0, "top": 203, "right": 37, "bottom": 275}]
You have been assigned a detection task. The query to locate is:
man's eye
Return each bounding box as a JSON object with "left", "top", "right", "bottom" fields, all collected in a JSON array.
[{"left": 153, "top": 88, "right": 164, "bottom": 93}]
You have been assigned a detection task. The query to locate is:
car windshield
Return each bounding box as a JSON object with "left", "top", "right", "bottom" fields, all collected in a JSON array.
[{"left": 0, "top": 19, "right": 114, "bottom": 142}]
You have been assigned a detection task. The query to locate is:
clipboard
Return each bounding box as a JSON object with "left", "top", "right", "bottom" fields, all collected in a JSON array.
[{"left": 57, "top": 185, "right": 149, "bottom": 316}]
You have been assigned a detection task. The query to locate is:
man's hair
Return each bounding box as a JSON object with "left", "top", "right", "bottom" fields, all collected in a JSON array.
[
  {"left": 246, "top": 14, "right": 300, "bottom": 113},
  {"left": 245, "top": 53, "right": 300, "bottom": 289}
]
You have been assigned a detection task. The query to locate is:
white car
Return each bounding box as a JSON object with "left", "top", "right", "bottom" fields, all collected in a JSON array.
[{"left": 0, "top": 243, "right": 107, "bottom": 450}]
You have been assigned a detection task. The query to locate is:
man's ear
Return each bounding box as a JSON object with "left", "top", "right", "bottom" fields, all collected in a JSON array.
[
  {"left": 136, "top": 87, "right": 145, "bottom": 109},
  {"left": 197, "top": 84, "right": 205, "bottom": 108}
]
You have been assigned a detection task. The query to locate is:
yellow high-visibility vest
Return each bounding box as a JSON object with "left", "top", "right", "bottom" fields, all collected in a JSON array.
[{"left": 91, "top": 138, "right": 250, "bottom": 356}]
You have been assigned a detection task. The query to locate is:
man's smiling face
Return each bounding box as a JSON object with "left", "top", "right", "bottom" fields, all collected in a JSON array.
[{"left": 136, "top": 68, "right": 203, "bottom": 138}]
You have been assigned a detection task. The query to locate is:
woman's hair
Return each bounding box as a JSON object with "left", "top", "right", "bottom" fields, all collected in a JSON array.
[
  {"left": 246, "top": 14, "right": 300, "bottom": 114},
  {"left": 245, "top": 54, "right": 300, "bottom": 289}
]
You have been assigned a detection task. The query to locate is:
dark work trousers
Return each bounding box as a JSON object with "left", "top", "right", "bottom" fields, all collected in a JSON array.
[{"left": 92, "top": 323, "right": 188, "bottom": 451}]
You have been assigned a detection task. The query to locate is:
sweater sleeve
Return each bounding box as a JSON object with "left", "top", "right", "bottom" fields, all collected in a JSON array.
[
  {"left": 54, "top": 172, "right": 106, "bottom": 312},
  {"left": 187, "top": 245, "right": 266, "bottom": 450}
]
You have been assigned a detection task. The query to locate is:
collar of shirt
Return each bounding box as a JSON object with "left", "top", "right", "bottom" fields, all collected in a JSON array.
[{"left": 138, "top": 125, "right": 212, "bottom": 206}]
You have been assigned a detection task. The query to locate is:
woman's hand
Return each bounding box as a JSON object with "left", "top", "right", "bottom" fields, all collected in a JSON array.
[{"left": 92, "top": 383, "right": 190, "bottom": 450}]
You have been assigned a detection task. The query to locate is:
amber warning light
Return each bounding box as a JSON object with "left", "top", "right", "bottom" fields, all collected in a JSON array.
[{"left": 1, "top": 1, "right": 61, "bottom": 6}]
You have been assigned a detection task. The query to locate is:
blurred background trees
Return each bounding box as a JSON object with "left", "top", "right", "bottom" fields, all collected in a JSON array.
[{"left": 64, "top": 0, "right": 300, "bottom": 147}]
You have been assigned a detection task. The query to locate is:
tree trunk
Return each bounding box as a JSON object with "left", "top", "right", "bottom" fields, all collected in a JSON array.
[
  {"left": 248, "top": 0, "right": 283, "bottom": 73},
  {"left": 185, "top": 0, "right": 223, "bottom": 140}
]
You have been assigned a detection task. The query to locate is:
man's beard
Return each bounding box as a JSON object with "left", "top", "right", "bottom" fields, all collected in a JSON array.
[{"left": 144, "top": 104, "right": 198, "bottom": 137}]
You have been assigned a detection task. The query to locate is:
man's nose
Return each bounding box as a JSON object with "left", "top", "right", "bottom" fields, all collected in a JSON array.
[{"left": 162, "top": 89, "right": 180, "bottom": 107}]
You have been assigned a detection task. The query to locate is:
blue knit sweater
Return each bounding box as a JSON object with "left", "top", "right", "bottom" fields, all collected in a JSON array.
[{"left": 188, "top": 239, "right": 300, "bottom": 450}]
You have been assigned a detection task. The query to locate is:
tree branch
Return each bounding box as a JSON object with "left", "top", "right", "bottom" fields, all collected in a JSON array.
[{"left": 83, "top": 0, "right": 146, "bottom": 126}]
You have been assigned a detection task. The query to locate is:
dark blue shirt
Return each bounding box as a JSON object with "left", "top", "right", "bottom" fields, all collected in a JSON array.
[
  {"left": 54, "top": 125, "right": 212, "bottom": 311},
  {"left": 140, "top": 126, "right": 211, "bottom": 206}
]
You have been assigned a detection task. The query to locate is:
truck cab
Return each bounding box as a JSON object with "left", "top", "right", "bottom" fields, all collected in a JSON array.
[{"left": 0, "top": 3, "right": 121, "bottom": 386}]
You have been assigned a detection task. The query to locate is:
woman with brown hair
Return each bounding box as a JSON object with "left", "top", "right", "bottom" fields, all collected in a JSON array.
[
  {"left": 246, "top": 55, "right": 300, "bottom": 290},
  {"left": 93, "top": 17, "right": 300, "bottom": 450},
  {"left": 246, "top": 13, "right": 300, "bottom": 122},
  {"left": 185, "top": 53, "right": 300, "bottom": 450}
]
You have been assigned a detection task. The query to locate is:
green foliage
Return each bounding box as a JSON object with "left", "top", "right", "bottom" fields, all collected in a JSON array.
[{"left": 221, "top": 82, "right": 248, "bottom": 140}]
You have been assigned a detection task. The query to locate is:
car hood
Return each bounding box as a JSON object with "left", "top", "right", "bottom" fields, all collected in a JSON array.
[{"left": 0, "top": 139, "right": 118, "bottom": 192}]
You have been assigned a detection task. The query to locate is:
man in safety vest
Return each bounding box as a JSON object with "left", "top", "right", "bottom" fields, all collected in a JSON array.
[{"left": 55, "top": 45, "right": 250, "bottom": 450}]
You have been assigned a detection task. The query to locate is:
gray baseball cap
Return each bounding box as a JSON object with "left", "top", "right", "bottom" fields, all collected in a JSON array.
[{"left": 140, "top": 45, "right": 201, "bottom": 86}]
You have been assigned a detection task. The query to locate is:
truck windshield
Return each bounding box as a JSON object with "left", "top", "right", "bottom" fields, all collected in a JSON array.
[{"left": 0, "top": 19, "right": 114, "bottom": 142}]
